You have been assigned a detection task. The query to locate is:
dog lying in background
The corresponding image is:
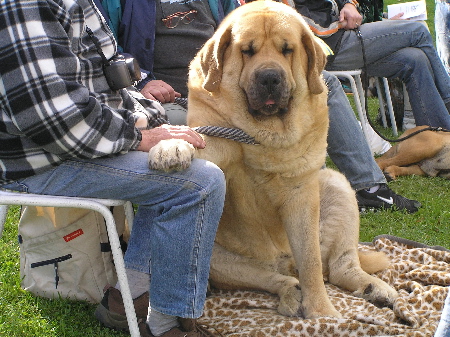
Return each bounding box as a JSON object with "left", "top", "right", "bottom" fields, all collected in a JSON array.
[
  {"left": 149, "top": 0, "right": 398, "bottom": 319},
  {"left": 376, "top": 125, "right": 450, "bottom": 180}
]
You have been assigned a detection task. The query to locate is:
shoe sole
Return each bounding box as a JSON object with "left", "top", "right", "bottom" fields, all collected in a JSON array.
[
  {"left": 94, "top": 304, "right": 129, "bottom": 332},
  {"left": 358, "top": 204, "right": 419, "bottom": 214}
]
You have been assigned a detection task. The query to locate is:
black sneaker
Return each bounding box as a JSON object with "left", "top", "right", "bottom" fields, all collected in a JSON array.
[{"left": 356, "top": 184, "right": 421, "bottom": 213}]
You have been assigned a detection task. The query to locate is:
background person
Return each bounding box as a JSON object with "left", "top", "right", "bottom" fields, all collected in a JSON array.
[{"left": 292, "top": 0, "right": 450, "bottom": 130}]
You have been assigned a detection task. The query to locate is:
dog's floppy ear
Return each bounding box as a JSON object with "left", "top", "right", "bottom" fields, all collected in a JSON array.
[
  {"left": 301, "top": 32, "right": 327, "bottom": 95},
  {"left": 198, "top": 25, "right": 232, "bottom": 92}
]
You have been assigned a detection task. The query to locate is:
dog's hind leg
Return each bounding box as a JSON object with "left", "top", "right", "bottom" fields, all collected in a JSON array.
[
  {"left": 325, "top": 245, "right": 398, "bottom": 308},
  {"left": 318, "top": 169, "right": 398, "bottom": 307},
  {"left": 209, "top": 243, "right": 303, "bottom": 317}
]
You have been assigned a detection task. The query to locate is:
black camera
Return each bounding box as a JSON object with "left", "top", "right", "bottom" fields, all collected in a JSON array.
[{"left": 104, "top": 55, "right": 141, "bottom": 91}]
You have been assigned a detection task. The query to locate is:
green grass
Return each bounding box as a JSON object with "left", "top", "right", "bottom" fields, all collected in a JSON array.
[{"left": 1, "top": 0, "right": 447, "bottom": 336}]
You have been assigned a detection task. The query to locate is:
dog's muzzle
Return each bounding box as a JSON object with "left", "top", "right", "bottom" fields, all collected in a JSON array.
[{"left": 246, "top": 68, "right": 291, "bottom": 117}]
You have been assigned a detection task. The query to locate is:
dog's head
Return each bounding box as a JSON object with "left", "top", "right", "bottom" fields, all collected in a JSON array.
[{"left": 189, "top": 0, "right": 327, "bottom": 120}]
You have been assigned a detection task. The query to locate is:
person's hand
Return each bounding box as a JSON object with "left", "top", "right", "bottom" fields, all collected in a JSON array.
[
  {"left": 140, "top": 80, "right": 181, "bottom": 103},
  {"left": 339, "top": 3, "right": 363, "bottom": 30},
  {"left": 136, "top": 124, "right": 206, "bottom": 152},
  {"left": 390, "top": 12, "right": 405, "bottom": 20}
]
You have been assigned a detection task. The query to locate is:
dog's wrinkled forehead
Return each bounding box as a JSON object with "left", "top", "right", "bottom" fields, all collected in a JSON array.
[{"left": 230, "top": 9, "right": 300, "bottom": 51}]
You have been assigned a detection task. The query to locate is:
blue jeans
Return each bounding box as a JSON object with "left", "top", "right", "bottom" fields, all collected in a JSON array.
[
  {"left": 435, "top": 288, "right": 450, "bottom": 337},
  {"left": 1, "top": 151, "right": 226, "bottom": 318},
  {"left": 324, "top": 71, "right": 386, "bottom": 190},
  {"left": 327, "top": 20, "right": 450, "bottom": 129}
]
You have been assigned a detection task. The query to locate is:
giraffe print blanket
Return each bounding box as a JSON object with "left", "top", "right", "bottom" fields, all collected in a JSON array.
[{"left": 199, "top": 235, "right": 450, "bottom": 336}]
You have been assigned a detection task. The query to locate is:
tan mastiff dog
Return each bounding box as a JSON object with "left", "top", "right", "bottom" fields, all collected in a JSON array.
[
  {"left": 149, "top": 0, "right": 398, "bottom": 319},
  {"left": 376, "top": 125, "right": 450, "bottom": 180}
]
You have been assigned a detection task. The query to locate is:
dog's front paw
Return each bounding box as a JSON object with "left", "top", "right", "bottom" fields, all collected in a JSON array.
[
  {"left": 277, "top": 283, "right": 303, "bottom": 316},
  {"left": 301, "top": 291, "right": 342, "bottom": 319},
  {"left": 148, "top": 139, "right": 195, "bottom": 171},
  {"left": 303, "top": 304, "right": 342, "bottom": 319}
]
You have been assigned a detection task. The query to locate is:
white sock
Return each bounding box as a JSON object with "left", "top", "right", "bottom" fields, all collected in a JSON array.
[
  {"left": 366, "top": 184, "right": 381, "bottom": 193},
  {"left": 147, "top": 310, "right": 179, "bottom": 336},
  {"left": 115, "top": 268, "right": 150, "bottom": 299}
]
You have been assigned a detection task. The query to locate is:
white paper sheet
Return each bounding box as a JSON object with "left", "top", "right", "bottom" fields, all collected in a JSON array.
[{"left": 387, "top": 0, "right": 427, "bottom": 20}]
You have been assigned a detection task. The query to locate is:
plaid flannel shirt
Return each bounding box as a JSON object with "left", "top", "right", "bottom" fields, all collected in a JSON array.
[{"left": 0, "top": 0, "right": 168, "bottom": 184}]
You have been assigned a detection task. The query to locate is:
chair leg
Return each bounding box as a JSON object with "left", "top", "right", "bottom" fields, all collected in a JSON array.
[
  {"left": 346, "top": 75, "right": 370, "bottom": 140},
  {"left": 124, "top": 201, "right": 135, "bottom": 232},
  {"left": 381, "top": 78, "right": 398, "bottom": 136},
  {"left": 373, "top": 77, "right": 399, "bottom": 137},
  {"left": 0, "top": 205, "right": 10, "bottom": 238},
  {"left": 376, "top": 78, "right": 388, "bottom": 128},
  {"left": 99, "top": 205, "right": 140, "bottom": 337}
]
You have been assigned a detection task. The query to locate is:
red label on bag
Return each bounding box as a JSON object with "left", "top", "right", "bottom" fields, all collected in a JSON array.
[{"left": 64, "top": 229, "right": 84, "bottom": 242}]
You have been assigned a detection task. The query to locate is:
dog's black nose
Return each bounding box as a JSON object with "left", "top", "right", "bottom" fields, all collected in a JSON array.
[{"left": 257, "top": 69, "right": 282, "bottom": 94}]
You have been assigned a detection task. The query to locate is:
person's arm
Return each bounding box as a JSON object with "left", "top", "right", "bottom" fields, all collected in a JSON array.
[{"left": 1, "top": 1, "right": 146, "bottom": 159}]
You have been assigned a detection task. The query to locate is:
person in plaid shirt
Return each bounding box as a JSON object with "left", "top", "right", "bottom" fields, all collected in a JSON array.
[{"left": 0, "top": 1, "right": 225, "bottom": 336}]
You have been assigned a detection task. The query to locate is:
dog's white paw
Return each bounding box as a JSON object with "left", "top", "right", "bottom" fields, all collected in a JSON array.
[{"left": 148, "top": 139, "right": 195, "bottom": 171}]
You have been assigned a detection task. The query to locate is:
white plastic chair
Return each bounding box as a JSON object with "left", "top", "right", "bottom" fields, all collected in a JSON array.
[
  {"left": 328, "top": 70, "right": 398, "bottom": 138},
  {"left": 0, "top": 190, "right": 141, "bottom": 337}
]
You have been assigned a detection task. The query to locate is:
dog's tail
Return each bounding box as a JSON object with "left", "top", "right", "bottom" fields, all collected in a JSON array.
[{"left": 358, "top": 251, "right": 391, "bottom": 274}]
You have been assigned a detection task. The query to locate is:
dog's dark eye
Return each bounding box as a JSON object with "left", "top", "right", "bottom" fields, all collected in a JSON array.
[
  {"left": 242, "top": 42, "right": 255, "bottom": 57},
  {"left": 282, "top": 43, "right": 293, "bottom": 56},
  {"left": 242, "top": 49, "right": 255, "bottom": 56},
  {"left": 282, "top": 48, "right": 293, "bottom": 56}
]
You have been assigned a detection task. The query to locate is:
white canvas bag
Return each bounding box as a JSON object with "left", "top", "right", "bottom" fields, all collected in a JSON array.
[{"left": 18, "top": 206, "right": 128, "bottom": 303}]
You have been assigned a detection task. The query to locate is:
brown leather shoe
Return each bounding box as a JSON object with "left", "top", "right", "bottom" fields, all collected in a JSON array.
[
  {"left": 139, "top": 318, "right": 217, "bottom": 337},
  {"left": 179, "top": 318, "right": 216, "bottom": 336},
  {"left": 94, "top": 287, "right": 149, "bottom": 331}
]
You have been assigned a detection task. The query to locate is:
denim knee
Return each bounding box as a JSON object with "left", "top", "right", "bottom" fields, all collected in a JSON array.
[
  {"left": 402, "top": 48, "right": 432, "bottom": 75},
  {"left": 192, "top": 159, "right": 226, "bottom": 199}
]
